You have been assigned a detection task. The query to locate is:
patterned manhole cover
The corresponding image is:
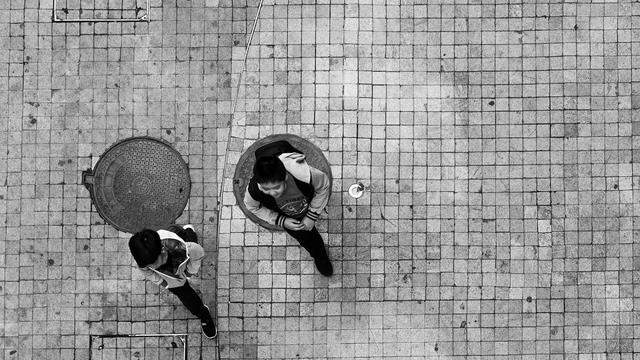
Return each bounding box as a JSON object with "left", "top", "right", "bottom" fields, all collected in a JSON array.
[
  {"left": 82, "top": 136, "right": 191, "bottom": 233},
  {"left": 233, "top": 134, "right": 332, "bottom": 231}
]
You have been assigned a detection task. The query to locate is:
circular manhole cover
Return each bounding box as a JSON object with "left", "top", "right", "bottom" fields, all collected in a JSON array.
[
  {"left": 82, "top": 136, "right": 191, "bottom": 233},
  {"left": 233, "top": 134, "right": 332, "bottom": 231}
]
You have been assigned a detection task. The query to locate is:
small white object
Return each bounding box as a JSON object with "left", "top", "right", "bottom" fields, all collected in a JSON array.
[{"left": 348, "top": 183, "right": 365, "bottom": 199}]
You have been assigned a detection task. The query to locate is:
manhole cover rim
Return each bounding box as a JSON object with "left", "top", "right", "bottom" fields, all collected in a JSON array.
[{"left": 83, "top": 136, "right": 191, "bottom": 233}]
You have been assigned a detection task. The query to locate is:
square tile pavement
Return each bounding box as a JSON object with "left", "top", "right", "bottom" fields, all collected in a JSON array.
[
  {"left": 2, "top": 0, "right": 640, "bottom": 359},
  {"left": 216, "top": 1, "right": 640, "bottom": 359}
]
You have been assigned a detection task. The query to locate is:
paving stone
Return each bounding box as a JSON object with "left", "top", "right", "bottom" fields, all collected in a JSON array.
[
  {"left": 212, "top": 1, "right": 640, "bottom": 359},
  {"left": 2, "top": 0, "right": 639, "bottom": 359}
]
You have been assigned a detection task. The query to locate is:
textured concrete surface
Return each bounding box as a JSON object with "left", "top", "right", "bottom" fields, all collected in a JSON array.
[{"left": 1, "top": 0, "right": 639, "bottom": 359}]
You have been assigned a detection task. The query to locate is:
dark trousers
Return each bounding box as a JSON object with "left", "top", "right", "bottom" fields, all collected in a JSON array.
[
  {"left": 285, "top": 226, "right": 330, "bottom": 262},
  {"left": 165, "top": 225, "right": 209, "bottom": 321},
  {"left": 168, "top": 281, "right": 210, "bottom": 321}
]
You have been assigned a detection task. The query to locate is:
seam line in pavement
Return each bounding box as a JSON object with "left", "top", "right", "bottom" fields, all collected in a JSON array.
[{"left": 212, "top": 0, "right": 265, "bottom": 356}]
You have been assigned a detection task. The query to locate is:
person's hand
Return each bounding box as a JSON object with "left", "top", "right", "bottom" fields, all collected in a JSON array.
[
  {"left": 301, "top": 217, "right": 315, "bottom": 231},
  {"left": 283, "top": 218, "right": 305, "bottom": 231}
]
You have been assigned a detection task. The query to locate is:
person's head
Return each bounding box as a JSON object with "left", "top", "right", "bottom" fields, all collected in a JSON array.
[
  {"left": 128, "top": 229, "right": 166, "bottom": 269},
  {"left": 253, "top": 156, "right": 287, "bottom": 198}
]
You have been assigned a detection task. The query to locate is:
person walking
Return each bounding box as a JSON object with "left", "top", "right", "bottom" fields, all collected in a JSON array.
[{"left": 128, "top": 225, "right": 217, "bottom": 338}]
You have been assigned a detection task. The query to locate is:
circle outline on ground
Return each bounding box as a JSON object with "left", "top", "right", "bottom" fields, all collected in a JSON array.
[{"left": 82, "top": 136, "right": 191, "bottom": 233}]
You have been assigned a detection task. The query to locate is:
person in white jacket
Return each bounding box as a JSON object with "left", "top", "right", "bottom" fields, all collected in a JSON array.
[{"left": 128, "top": 225, "right": 217, "bottom": 338}]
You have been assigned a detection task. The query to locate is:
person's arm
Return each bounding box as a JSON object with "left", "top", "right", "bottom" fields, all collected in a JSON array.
[
  {"left": 244, "top": 188, "right": 288, "bottom": 228},
  {"left": 166, "top": 224, "right": 198, "bottom": 243},
  {"left": 304, "top": 165, "right": 331, "bottom": 223},
  {"left": 184, "top": 242, "right": 205, "bottom": 276},
  {"left": 139, "top": 267, "right": 169, "bottom": 288}
]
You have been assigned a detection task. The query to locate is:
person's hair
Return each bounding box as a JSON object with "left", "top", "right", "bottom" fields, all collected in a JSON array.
[
  {"left": 253, "top": 156, "right": 286, "bottom": 184},
  {"left": 129, "top": 229, "right": 162, "bottom": 268}
]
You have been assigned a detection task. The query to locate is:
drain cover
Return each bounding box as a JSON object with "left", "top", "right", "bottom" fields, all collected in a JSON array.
[{"left": 82, "top": 137, "right": 191, "bottom": 233}]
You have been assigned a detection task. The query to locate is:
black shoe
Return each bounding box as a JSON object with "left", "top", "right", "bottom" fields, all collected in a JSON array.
[
  {"left": 314, "top": 257, "right": 333, "bottom": 277},
  {"left": 201, "top": 305, "right": 217, "bottom": 339}
]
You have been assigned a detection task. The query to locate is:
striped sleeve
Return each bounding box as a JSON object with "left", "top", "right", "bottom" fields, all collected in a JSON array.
[{"left": 304, "top": 165, "right": 331, "bottom": 222}]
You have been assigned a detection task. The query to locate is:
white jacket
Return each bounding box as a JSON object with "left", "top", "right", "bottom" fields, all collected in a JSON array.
[{"left": 137, "top": 228, "right": 205, "bottom": 289}]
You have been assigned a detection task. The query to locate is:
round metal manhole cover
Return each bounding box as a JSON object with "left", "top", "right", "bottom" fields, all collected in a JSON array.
[
  {"left": 82, "top": 136, "right": 191, "bottom": 233},
  {"left": 233, "top": 134, "right": 332, "bottom": 231}
]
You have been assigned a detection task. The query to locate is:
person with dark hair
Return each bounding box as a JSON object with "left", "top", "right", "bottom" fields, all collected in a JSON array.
[
  {"left": 244, "top": 140, "right": 333, "bottom": 276},
  {"left": 128, "top": 225, "right": 217, "bottom": 338}
]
